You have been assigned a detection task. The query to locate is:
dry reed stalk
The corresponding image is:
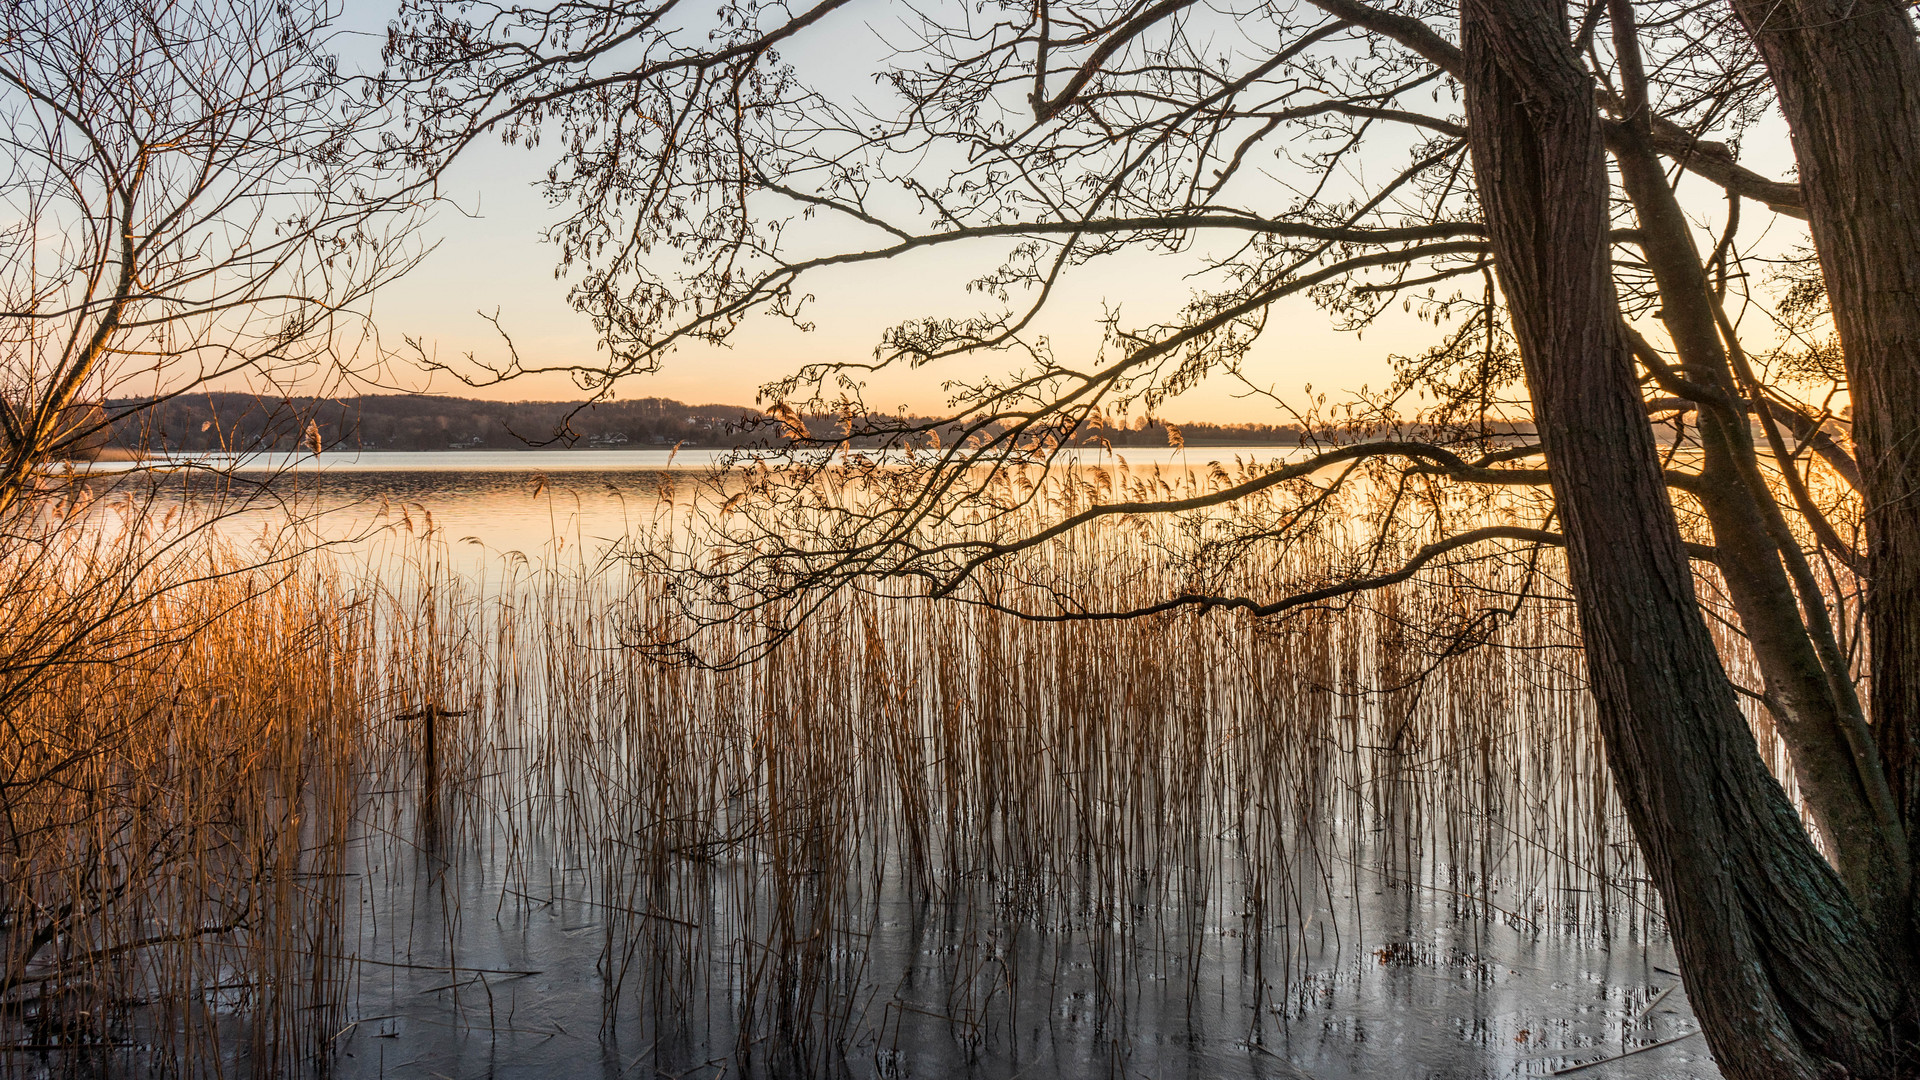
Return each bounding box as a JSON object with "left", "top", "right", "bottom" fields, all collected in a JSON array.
[
  {"left": 9, "top": 451, "right": 1841, "bottom": 1074},
  {"left": 0, "top": 525, "right": 370, "bottom": 1077}
]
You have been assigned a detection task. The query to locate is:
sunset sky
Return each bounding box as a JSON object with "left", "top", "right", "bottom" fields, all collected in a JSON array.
[{"left": 344, "top": 0, "right": 1808, "bottom": 423}]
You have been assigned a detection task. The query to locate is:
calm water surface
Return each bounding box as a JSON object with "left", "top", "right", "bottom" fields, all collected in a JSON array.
[
  {"left": 87, "top": 447, "right": 1327, "bottom": 565},
  {"left": 106, "top": 451, "right": 1719, "bottom": 1079}
]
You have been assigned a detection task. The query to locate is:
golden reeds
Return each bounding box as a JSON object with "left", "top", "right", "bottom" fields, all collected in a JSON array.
[
  {"left": 0, "top": 524, "right": 370, "bottom": 1076},
  {"left": 3, "top": 456, "right": 1802, "bottom": 1074}
]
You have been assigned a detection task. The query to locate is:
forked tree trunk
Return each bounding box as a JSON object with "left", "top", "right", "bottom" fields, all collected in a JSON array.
[
  {"left": 1608, "top": 104, "right": 1906, "bottom": 919},
  {"left": 1601, "top": 0, "right": 1909, "bottom": 917},
  {"left": 1458, "top": 0, "right": 1906, "bottom": 1074},
  {"left": 1728, "top": 0, "right": 1920, "bottom": 958}
]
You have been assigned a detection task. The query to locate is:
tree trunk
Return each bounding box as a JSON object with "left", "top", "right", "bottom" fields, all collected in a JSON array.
[
  {"left": 1600, "top": 2, "right": 1909, "bottom": 919},
  {"left": 1729, "top": 0, "right": 1920, "bottom": 959},
  {"left": 1459, "top": 0, "right": 1905, "bottom": 1074}
]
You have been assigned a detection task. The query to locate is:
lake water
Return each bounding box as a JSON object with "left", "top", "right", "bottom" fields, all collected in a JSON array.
[
  {"left": 335, "top": 823, "right": 1711, "bottom": 1080},
  {"left": 77, "top": 447, "right": 1334, "bottom": 567},
  {"left": 72, "top": 451, "right": 1722, "bottom": 1079}
]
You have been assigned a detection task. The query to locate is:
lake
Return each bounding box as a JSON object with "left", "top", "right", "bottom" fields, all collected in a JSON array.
[
  {"left": 40, "top": 451, "right": 1721, "bottom": 1079},
  {"left": 75, "top": 447, "right": 1338, "bottom": 567}
]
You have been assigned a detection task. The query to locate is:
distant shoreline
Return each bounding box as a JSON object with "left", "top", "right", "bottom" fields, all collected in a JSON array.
[{"left": 95, "top": 392, "right": 1344, "bottom": 457}]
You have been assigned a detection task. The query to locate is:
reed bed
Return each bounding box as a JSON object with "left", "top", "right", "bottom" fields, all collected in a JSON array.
[
  {"left": 0, "top": 522, "right": 372, "bottom": 1076},
  {"left": 334, "top": 460, "right": 1685, "bottom": 1077},
  {"left": 2, "top": 455, "right": 1796, "bottom": 1075}
]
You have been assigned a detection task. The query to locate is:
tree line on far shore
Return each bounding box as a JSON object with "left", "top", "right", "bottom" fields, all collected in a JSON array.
[{"left": 92, "top": 392, "right": 1330, "bottom": 454}]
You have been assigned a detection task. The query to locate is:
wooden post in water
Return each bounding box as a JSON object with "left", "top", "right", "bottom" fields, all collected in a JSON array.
[
  {"left": 422, "top": 703, "right": 438, "bottom": 802},
  {"left": 399, "top": 703, "right": 467, "bottom": 838}
]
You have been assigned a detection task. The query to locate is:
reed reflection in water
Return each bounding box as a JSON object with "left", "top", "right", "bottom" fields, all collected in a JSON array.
[{"left": 3, "top": 454, "right": 1724, "bottom": 1078}]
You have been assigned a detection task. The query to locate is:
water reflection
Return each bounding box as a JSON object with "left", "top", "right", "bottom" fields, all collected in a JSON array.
[
  {"left": 75, "top": 447, "right": 1326, "bottom": 568},
  {"left": 59, "top": 452, "right": 1719, "bottom": 1079}
]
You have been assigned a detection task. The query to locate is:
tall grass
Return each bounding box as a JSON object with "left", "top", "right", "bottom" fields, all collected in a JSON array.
[
  {"left": 1, "top": 457, "right": 1808, "bottom": 1074},
  {"left": 0, "top": 521, "right": 371, "bottom": 1075}
]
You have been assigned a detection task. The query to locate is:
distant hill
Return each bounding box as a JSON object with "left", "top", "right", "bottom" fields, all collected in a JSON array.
[
  {"left": 104, "top": 393, "right": 766, "bottom": 454},
  {"left": 101, "top": 393, "right": 1314, "bottom": 454}
]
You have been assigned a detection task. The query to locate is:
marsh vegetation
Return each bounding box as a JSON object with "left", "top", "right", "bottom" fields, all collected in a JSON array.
[
  {"left": 3, "top": 0, "right": 1915, "bottom": 1071},
  {"left": 0, "top": 459, "right": 1757, "bottom": 1076}
]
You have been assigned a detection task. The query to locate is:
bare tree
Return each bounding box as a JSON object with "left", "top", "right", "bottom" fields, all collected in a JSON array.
[
  {"left": 0, "top": 0, "right": 427, "bottom": 817},
  {"left": 0, "top": 0, "right": 424, "bottom": 1042},
  {"left": 1462, "top": 0, "right": 1903, "bottom": 1072},
  {"left": 1718, "top": 0, "right": 1920, "bottom": 999},
  {"left": 386, "top": 0, "right": 1916, "bottom": 1073},
  {"left": 0, "top": 0, "right": 424, "bottom": 513}
]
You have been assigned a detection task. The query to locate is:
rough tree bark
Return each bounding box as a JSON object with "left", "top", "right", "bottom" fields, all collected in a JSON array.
[
  {"left": 1459, "top": 0, "right": 1907, "bottom": 1074},
  {"left": 1603, "top": 0, "right": 1908, "bottom": 926},
  {"left": 1729, "top": 0, "right": 1920, "bottom": 958},
  {"left": 1303, "top": 0, "right": 1909, "bottom": 921}
]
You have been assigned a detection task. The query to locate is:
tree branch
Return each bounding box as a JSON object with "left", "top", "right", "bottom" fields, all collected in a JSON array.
[{"left": 963, "top": 524, "right": 1717, "bottom": 623}]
